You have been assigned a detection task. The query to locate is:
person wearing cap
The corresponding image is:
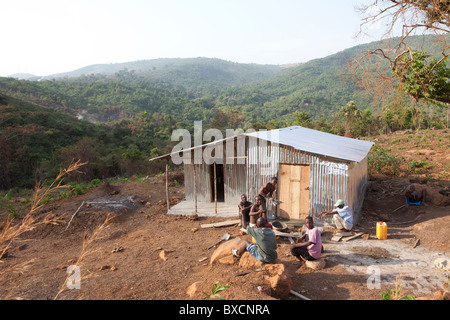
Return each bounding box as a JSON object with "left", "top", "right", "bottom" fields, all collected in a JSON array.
[{"left": 318, "top": 199, "right": 353, "bottom": 231}]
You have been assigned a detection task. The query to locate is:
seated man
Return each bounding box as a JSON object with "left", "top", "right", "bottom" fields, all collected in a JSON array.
[
  {"left": 232, "top": 217, "right": 278, "bottom": 263},
  {"left": 290, "top": 216, "right": 322, "bottom": 261},
  {"left": 405, "top": 184, "right": 427, "bottom": 205},
  {"left": 319, "top": 199, "right": 353, "bottom": 231},
  {"left": 238, "top": 194, "right": 252, "bottom": 228}
]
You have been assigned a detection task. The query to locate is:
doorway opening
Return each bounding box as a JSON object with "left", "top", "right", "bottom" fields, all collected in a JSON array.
[{"left": 210, "top": 164, "right": 224, "bottom": 202}]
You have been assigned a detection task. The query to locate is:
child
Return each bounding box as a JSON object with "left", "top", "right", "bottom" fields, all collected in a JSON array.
[{"left": 238, "top": 194, "right": 252, "bottom": 228}]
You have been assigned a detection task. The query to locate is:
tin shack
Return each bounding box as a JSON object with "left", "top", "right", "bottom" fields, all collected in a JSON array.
[{"left": 151, "top": 126, "right": 374, "bottom": 222}]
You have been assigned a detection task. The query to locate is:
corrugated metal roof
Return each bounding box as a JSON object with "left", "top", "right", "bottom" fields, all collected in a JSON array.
[
  {"left": 244, "top": 126, "right": 374, "bottom": 163},
  {"left": 149, "top": 126, "right": 374, "bottom": 163}
]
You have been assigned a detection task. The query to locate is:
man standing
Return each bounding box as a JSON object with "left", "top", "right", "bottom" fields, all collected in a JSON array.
[
  {"left": 257, "top": 177, "right": 278, "bottom": 220},
  {"left": 319, "top": 199, "right": 353, "bottom": 231},
  {"left": 232, "top": 217, "right": 278, "bottom": 263},
  {"left": 290, "top": 216, "right": 322, "bottom": 261}
]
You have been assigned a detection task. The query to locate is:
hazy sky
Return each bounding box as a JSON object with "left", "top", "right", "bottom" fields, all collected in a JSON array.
[{"left": 0, "top": 0, "right": 387, "bottom": 76}]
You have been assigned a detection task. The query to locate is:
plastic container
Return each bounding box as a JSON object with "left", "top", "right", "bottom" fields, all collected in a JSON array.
[{"left": 376, "top": 221, "right": 387, "bottom": 240}]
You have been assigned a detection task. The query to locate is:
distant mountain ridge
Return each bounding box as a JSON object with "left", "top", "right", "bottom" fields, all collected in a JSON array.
[{"left": 2, "top": 34, "right": 447, "bottom": 124}]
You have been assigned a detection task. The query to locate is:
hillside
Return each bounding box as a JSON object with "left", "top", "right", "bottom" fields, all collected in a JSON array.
[
  {"left": 0, "top": 34, "right": 447, "bottom": 190},
  {"left": 35, "top": 57, "right": 284, "bottom": 97},
  {"left": 0, "top": 93, "right": 179, "bottom": 189},
  {"left": 3, "top": 35, "right": 447, "bottom": 127},
  {"left": 0, "top": 129, "right": 448, "bottom": 301},
  {"left": 216, "top": 34, "right": 450, "bottom": 122},
  {"left": 1, "top": 35, "right": 447, "bottom": 126}
]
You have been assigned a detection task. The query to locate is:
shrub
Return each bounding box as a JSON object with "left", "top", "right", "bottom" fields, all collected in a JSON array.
[{"left": 368, "top": 146, "right": 402, "bottom": 176}]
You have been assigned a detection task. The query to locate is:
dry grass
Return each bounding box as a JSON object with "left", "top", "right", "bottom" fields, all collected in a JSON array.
[
  {"left": 0, "top": 159, "right": 115, "bottom": 300},
  {"left": 54, "top": 213, "right": 112, "bottom": 300},
  {"left": 0, "top": 160, "right": 86, "bottom": 260}
]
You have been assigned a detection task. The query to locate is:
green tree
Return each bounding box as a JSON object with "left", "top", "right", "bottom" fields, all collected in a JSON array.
[
  {"left": 393, "top": 50, "right": 449, "bottom": 104},
  {"left": 290, "top": 111, "right": 312, "bottom": 128}
]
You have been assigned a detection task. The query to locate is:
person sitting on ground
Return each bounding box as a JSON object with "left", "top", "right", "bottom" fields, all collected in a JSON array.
[
  {"left": 248, "top": 196, "right": 273, "bottom": 229},
  {"left": 238, "top": 194, "right": 252, "bottom": 228},
  {"left": 290, "top": 216, "right": 322, "bottom": 262},
  {"left": 318, "top": 199, "right": 353, "bottom": 231},
  {"left": 257, "top": 177, "right": 278, "bottom": 220},
  {"left": 232, "top": 217, "right": 278, "bottom": 263},
  {"left": 248, "top": 195, "right": 264, "bottom": 228},
  {"left": 405, "top": 184, "right": 427, "bottom": 205}
]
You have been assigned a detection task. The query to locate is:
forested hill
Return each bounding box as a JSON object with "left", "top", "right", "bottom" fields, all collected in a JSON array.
[
  {"left": 2, "top": 35, "right": 445, "bottom": 127},
  {"left": 0, "top": 93, "right": 180, "bottom": 189},
  {"left": 32, "top": 58, "right": 284, "bottom": 96},
  {"left": 0, "top": 35, "right": 447, "bottom": 189}
]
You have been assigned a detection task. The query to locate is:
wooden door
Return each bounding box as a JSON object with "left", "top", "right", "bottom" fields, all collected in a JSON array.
[{"left": 278, "top": 164, "right": 310, "bottom": 219}]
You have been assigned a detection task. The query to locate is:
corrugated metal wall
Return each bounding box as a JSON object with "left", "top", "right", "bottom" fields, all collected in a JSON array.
[
  {"left": 184, "top": 162, "right": 211, "bottom": 202},
  {"left": 346, "top": 155, "right": 369, "bottom": 224}
]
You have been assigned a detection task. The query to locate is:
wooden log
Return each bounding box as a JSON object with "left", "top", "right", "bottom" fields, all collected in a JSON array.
[
  {"left": 341, "top": 232, "right": 364, "bottom": 242},
  {"left": 200, "top": 219, "right": 241, "bottom": 229},
  {"left": 240, "top": 228, "right": 302, "bottom": 238}
]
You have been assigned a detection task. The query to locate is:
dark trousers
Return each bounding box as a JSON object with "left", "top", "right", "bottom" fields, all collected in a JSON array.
[
  {"left": 291, "top": 234, "right": 318, "bottom": 261},
  {"left": 291, "top": 246, "right": 316, "bottom": 261}
]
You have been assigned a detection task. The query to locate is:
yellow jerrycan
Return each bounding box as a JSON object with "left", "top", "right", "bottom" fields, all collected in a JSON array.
[{"left": 376, "top": 221, "right": 387, "bottom": 240}]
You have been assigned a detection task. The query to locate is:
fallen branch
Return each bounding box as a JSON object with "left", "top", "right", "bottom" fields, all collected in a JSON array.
[
  {"left": 388, "top": 214, "right": 422, "bottom": 226},
  {"left": 392, "top": 205, "right": 405, "bottom": 213},
  {"left": 234, "top": 268, "right": 265, "bottom": 277},
  {"left": 65, "top": 201, "right": 85, "bottom": 232}
]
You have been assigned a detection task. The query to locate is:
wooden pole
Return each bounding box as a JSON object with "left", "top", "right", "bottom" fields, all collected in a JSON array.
[
  {"left": 165, "top": 160, "right": 170, "bottom": 213},
  {"left": 214, "top": 162, "right": 217, "bottom": 214}
]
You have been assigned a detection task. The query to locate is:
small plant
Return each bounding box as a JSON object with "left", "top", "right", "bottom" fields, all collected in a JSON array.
[
  {"left": 202, "top": 281, "right": 231, "bottom": 300},
  {"left": 382, "top": 288, "right": 415, "bottom": 300},
  {"left": 381, "top": 276, "right": 415, "bottom": 300},
  {"left": 407, "top": 159, "right": 429, "bottom": 173},
  {"left": 6, "top": 204, "right": 19, "bottom": 218},
  {"left": 88, "top": 178, "right": 101, "bottom": 188},
  {"left": 3, "top": 189, "right": 13, "bottom": 201}
]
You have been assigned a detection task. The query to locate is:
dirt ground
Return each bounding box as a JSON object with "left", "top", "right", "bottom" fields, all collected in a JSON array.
[
  {"left": 0, "top": 129, "right": 449, "bottom": 301},
  {"left": 0, "top": 172, "right": 448, "bottom": 301}
]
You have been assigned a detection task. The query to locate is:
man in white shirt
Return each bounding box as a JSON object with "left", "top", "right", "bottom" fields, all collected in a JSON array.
[{"left": 319, "top": 199, "right": 353, "bottom": 231}]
